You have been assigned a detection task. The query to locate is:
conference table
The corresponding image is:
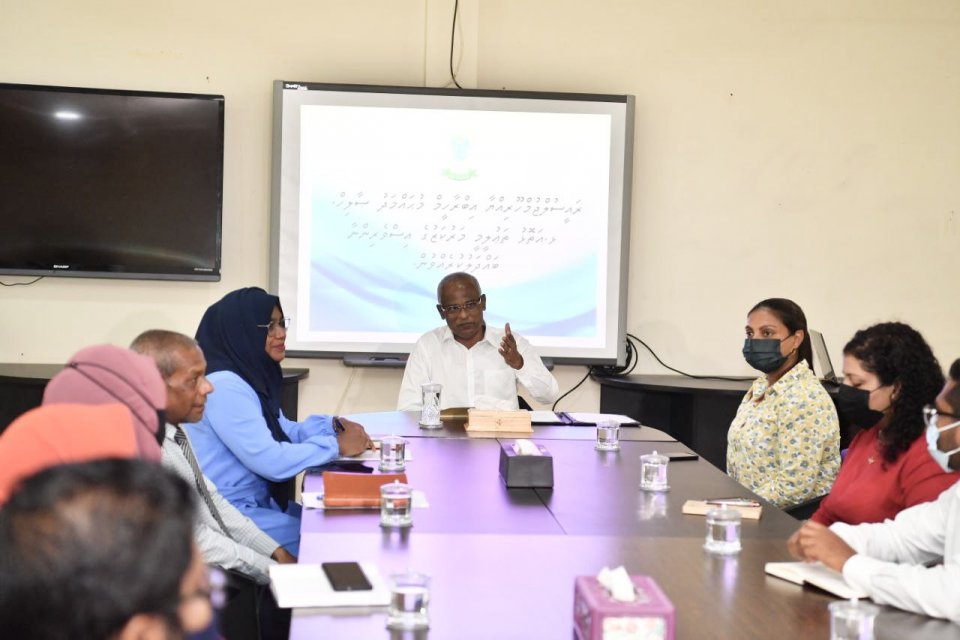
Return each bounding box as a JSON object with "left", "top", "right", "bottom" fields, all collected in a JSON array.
[{"left": 289, "top": 411, "right": 959, "bottom": 639}]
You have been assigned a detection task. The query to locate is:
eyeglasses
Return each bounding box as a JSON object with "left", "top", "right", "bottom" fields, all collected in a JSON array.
[
  {"left": 437, "top": 297, "right": 483, "bottom": 316},
  {"left": 924, "top": 404, "right": 960, "bottom": 428},
  {"left": 256, "top": 317, "right": 291, "bottom": 335},
  {"left": 167, "top": 374, "right": 208, "bottom": 392}
]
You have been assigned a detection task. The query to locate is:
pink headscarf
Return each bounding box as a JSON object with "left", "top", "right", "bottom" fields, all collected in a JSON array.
[
  {"left": 42, "top": 344, "right": 166, "bottom": 463},
  {"left": 0, "top": 403, "right": 141, "bottom": 505}
]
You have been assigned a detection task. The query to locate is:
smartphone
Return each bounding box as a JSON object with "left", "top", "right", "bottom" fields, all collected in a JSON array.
[
  {"left": 665, "top": 452, "right": 699, "bottom": 461},
  {"left": 321, "top": 562, "right": 373, "bottom": 591}
]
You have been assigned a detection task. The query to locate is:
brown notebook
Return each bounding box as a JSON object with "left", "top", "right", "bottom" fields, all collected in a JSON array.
[{"left": 321, "top": 472, "right": 408, "bottom": 508}]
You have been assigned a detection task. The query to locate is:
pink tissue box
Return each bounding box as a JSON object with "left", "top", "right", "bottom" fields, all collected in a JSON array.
[{"left": 573, "top": 575, "right": 675, "bottom": 640}]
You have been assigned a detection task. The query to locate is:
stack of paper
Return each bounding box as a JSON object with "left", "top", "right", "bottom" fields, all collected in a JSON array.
[{"left": 269, "top": 563, "right": 391, "bottom": 608}]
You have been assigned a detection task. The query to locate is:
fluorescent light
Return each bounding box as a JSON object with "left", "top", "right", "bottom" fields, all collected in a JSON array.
[{"left": 54, "top": 111, "right": 81, "bottom": 120}]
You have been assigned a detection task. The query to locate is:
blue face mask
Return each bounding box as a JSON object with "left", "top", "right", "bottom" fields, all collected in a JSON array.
[{"left": 924, "top": 408, "right": 960, "bottom": 472}]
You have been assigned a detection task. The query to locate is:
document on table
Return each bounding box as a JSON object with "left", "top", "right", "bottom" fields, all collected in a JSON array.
[
  {"left": 269, "top": 563, "right": 391, "bottom": 608},
  {"left": 334, "top": 440, "right": 413, "bottom": 463},
  {"left": 563, "top": 412, "right": 640, "bottom": 426},
  {"left": 528, "top": 411, "right": 640, "bottom": 426},
  {"left": 301, "top": 490, "right": 430, "bottom": 510}
]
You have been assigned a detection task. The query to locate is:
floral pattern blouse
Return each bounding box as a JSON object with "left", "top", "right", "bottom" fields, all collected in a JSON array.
[{"left": 726, "top": 360, "right": 840, "bottom": 507}]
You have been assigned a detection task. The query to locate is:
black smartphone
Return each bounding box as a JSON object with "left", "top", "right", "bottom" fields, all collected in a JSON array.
[
  {"left": 665, "top": 452, "right": 699, "bottom": 461},
  {"left": 321, "top": 562, "right": 373, "bottom": 591}
]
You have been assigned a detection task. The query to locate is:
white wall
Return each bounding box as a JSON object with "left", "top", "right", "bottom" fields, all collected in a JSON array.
[{"left": 2, "top": 1, "right": 958, "bottom": 418}]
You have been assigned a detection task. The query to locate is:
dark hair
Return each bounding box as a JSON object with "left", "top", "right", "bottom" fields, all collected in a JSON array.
[
  {"left": 749, "top": 298, "right": 813, "bottom": 369},
  {"left": 131, "top": 329, "right": 200, "bottom": 379},
  {"left": 0, "top": 459, "right": 196, "bottom": 640},
  {"left": 844, "top": 322, "right": 944, "bottom": 463},
  {"left": 436, "top": 272, "right": 481, "bottom": 302},
  {"left": 946, "top": 358, "right": 960, "bottom": 415}
]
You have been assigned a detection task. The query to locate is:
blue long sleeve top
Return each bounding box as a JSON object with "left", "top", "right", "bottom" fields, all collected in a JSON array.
[{"left": 185, "top": 370, "right": 339, "bottom": 509}]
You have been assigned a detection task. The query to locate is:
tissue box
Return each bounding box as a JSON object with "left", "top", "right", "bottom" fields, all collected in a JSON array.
[
  {"left": 573, "top": 576, "right": 675, "bottom": 640},
  {"left": 498, "top": 442, "right": 553, "bottom": 488}
]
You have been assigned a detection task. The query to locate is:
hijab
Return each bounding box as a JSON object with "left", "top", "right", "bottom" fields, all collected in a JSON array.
[
  {"left": 195, "top": 288, "right": 292, "bottom": 507},
  {"left": 0, "top": 403, "right": 141, "bottom": 505},
  {"left": 43, "top": 344, "right": 166, "bottom": 462}
]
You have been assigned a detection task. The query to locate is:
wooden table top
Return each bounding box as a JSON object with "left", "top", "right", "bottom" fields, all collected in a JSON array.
[{"left": 292, "top": 415, "right": 956, "bottom": 639}]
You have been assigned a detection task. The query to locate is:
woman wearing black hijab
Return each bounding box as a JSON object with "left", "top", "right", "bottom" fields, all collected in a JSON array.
[{"left": 185, "top": 288, "right": 371, "bottom": 556}]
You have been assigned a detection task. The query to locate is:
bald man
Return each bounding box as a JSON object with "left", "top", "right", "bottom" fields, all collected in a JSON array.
[{"left": 398, "top": 272, "right": 559, "bottom": 411}]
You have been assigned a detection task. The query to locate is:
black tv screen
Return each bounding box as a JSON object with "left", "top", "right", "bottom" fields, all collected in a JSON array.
[{"left": 0, "top": 83, "right": 224, "bottom": 281}]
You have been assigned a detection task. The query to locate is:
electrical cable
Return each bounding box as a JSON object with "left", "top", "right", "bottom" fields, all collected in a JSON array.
[
  {"left": 628, "top": 333, "right": 752, "bottom": 382},
  {"left": 449, "top": 0, "right": 463, "bottom": 89},
  {"left": 0, "top": 276, "right": 44, "bottom": 286},
  {"left": 551, "top": 331, "right": 751, "bottom": 410},
  {"left": 551, "top": 368, "right": 590, "bottom": 412}
]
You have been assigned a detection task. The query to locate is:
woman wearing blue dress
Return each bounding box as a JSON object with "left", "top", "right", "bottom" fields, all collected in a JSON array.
[{"left": 185, "top": 287, "right": 371, "bottom": 556}]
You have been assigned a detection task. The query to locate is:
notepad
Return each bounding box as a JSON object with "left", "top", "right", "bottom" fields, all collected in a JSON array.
[
  {"left": 321, "top": 471, "right": 407, "bottom": 507},
  {"left": 764, "top": 562, "right": 868, "bottom": 600},
  {"left": 682, "top": 500, "right": 763, "bottom": 520}
]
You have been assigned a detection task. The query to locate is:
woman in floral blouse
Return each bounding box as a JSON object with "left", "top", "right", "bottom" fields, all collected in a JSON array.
[{"left": 726, "top": 298, "right": 840, "bottom": 508}]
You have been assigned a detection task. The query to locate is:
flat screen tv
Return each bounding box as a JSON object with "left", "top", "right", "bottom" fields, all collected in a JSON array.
[
  {"left": 0, "top": 83, "right": 224, "bottom": 281},
  {"left": 271, "top": 82, "right": 634, "bottom": 365}
]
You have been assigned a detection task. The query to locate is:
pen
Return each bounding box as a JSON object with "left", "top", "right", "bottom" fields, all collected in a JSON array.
[{"left": 705, "top": 498, "right": 761, "bottom": 507}]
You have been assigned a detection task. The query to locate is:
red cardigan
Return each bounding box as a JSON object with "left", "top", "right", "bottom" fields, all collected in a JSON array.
[{"left": 811, "top": 425, "right": 960, "bottom": 526}]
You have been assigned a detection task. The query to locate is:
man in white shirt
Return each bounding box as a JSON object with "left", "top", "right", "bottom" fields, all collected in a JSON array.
[
  {"left": 398, "top": 272, "right": 559, "bottom": 411},
  {"left": 789, "top": 359, "right": 960, "bottom": 623}
]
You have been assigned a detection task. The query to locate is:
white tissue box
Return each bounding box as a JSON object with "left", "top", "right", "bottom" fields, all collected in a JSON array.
[{"left": 574, "top": 575, "right": 675, "bottom": 640}]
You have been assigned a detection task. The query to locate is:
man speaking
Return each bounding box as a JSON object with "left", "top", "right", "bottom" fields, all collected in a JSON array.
[{"left": 398, "top": 272, "right": 559, "bottom": 411}]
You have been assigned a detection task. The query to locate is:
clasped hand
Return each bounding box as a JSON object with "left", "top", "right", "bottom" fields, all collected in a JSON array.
[{"left": 787, "top": 520, "right": 856, "bottom": 572}]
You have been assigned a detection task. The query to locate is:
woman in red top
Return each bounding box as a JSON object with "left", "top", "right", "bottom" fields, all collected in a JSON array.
[{"left": 808, "top": 322, "right": 958, "bottom": 526}]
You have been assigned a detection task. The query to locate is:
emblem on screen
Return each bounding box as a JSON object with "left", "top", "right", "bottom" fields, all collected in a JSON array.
[{"left": 441, "top": 136, "right": 477, "bottom": 181}]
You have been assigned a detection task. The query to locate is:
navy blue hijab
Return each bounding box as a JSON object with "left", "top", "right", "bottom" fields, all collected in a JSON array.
[{"left": 196, "top": 287, "right": 292, "bottom": 507}]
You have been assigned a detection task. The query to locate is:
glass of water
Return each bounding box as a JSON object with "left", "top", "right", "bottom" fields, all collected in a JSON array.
[
  {"left": 639, "top": 451, "right": 669, "bottom": 491},
  {"left": 595, "top": 420, "right": 621, "bottom": 451},
  {"left": 380, "top": 481, "right": 413, "bottom": 528},
  {"left": 829, "top": 598, "right": 879, "bottom": 640},
  {"left": 387, "top": 571, "right": 430, "bottom": 630},
  {"left": 704, "top": 505, "right": 742, "bottom": 554},
  {"left": 379, "top": 435, "right": 407, "bottom": 472},
  {"left": 419, "top": 382, "right": 442, "bottom": 429}
]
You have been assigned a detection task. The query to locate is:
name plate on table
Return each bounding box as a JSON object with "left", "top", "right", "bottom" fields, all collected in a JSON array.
[{"left": 465, "top": 409, "right": 533, "bottom": 437}]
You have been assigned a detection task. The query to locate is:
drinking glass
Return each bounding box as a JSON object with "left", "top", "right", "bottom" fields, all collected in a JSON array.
[
  {"left": 595, "top": 420, "right": 621, "bottom": 451},
  {"left": 419, "top": 383, "right": 442, "bottom": 428},
  {"left": 379, "top": 435, "right": 407, "bottom": 472},
  {"left": 380, "top": 481, "right": 413, "bottom": 528},
  {"left": 703, "top": 505, "right": 742, "bottom": 555},
  {"left": 639, "top": 451, "right": 669, "bottom": 491},
  {"left": 387, "top": 571, "right": 430, "bottom": 630},
  {"left": 829, "top": 599, "right": 879, "bottom": 640}
]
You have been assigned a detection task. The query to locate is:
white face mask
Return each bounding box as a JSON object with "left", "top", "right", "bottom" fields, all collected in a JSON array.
[{"left": 924, "top": 405, "right": 960, "bottom": 472}]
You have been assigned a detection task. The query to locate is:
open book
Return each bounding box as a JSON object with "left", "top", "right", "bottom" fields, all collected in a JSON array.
[{"left": 764, "top": 562, "right": 868, "bottom": 600}]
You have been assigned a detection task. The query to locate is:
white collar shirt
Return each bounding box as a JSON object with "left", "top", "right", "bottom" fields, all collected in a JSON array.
[{"left": 397, "top": 325, "right": 559, "bottom": 411}]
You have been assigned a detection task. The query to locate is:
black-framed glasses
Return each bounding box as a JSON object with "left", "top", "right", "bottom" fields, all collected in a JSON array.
[
  {"left": 923, "top": 404, "right": 960, "bottom": 428},
  {"left": 256, "top": 317, "right": 291, "bottom": 335},
  {"left": 437, "top": 297, "right": 483, "bottom": 316}
]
